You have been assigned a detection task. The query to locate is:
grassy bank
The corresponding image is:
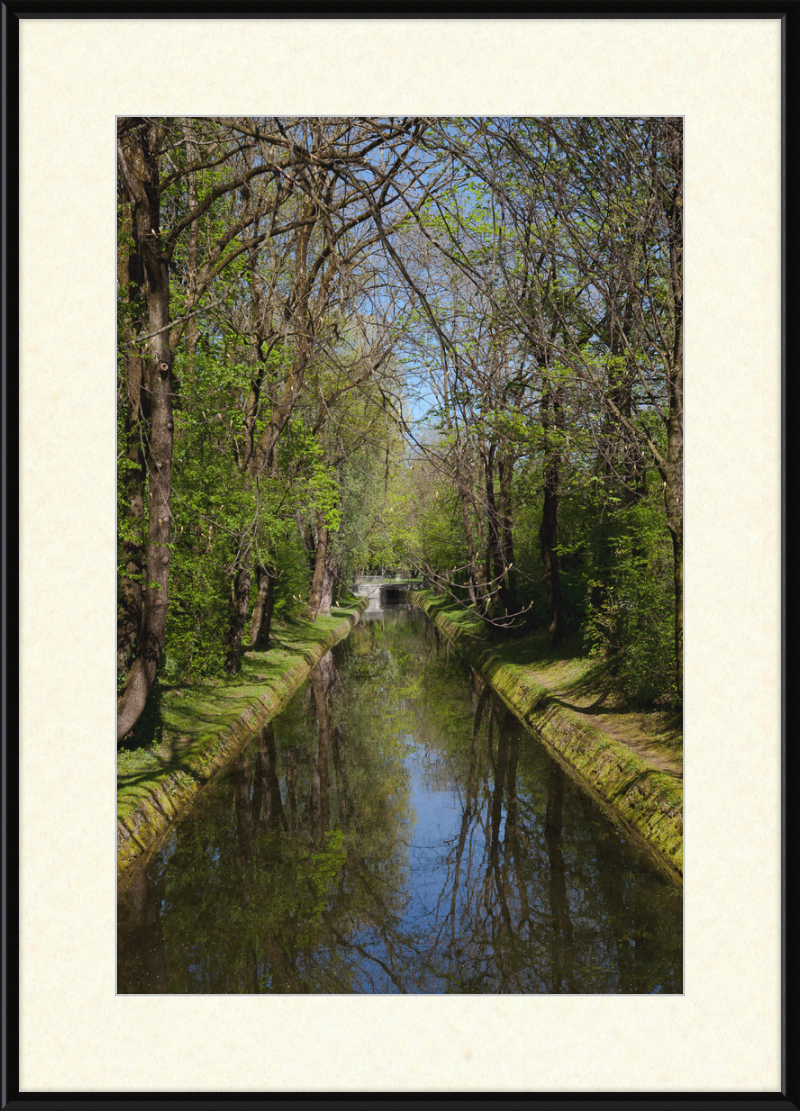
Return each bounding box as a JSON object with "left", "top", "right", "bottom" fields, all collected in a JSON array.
[
  {"left": 117, "top": 601, "right": 367, "bottom": 888},
  {"left": 411, "top": 591, "right": 683, "bottom": 884}
]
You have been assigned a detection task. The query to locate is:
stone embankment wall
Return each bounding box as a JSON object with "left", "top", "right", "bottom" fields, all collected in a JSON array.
[
  {"left": 412, "top": 593, "right": 682, "bottom": 885},
  {"left": 117, "top": 601, "right": 368, "bottom": 887}
]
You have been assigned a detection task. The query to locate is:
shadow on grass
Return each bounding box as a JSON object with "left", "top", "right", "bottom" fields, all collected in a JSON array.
[
  {"left": 118, "top": 682, "right": 165, "bottom": 753},
  {"left": 118, "top": 609, "right": 364, "bottom": 803}
]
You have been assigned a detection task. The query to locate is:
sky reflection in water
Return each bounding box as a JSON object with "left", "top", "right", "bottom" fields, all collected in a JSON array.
[{"left": 117, "top": 605, "right": 682, "bottom": 994}]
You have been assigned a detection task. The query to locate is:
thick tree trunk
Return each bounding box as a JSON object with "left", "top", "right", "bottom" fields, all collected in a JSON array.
[
  {"left": 116, "top": 181, "right": 147, "bottom": 677},
  {"left": 307, "top": 511, "right": 329, "bottom": 619},
  {"left": 306, "top": 509, "right": 338, "bottom": 619},
  {"left": 116, "top": 478, "right": 145, "bottom": 677},
  {"left": 117, "top": 120, "right": 175, "bottom": 744},
  {"left": 663, "top": 116, "right": 684, "bottom": 700},
  {"left": 248, "top": 563, "right": 276, "bottom": 650}
]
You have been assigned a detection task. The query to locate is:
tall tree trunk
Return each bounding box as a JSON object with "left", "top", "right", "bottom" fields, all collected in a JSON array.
[
  {"left": 459, "top": 489, "right": 481, "bottom": 610},
  {"left": 180, "top": 118, "right": 200, "bottom": 376},
  {"left": 117, "top": 120, "right": 176, "bottom": 744},
  {"left": 116, "top": 161, "right": 147, "bottom": 677},
  {"left": 498, "top": 449, "right": 518, "bottom": 617},
  {"left": 307, "top": 508, "right": 338, "bottom": 619},
  {"left": 483, "top": 442, "right": 517, "bottom": 624},
  {"left": 663, "top": 117, "right": 684, "bottom": 700},
  {"left": 249, "top": 562, "right": 276, "bottom": 650},
  {"left": 483, "top": 443, "right": 505, "bottom": 620},
  {"left": 539, "top": 384, "right": 565, "bottom": 647},
  {"left": 307, "top": 510, "right": 329, "bottom": 619},
  {"left": 226, "top": 212, "right": 314, "bottom": 668},
  {"left": 664, "top": 376, "right": 683, "bottom": 699}
]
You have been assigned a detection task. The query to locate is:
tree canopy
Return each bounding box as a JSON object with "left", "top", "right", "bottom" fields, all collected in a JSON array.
[{"left": 117, "top": 115, "right": 683, "bottom": 743}]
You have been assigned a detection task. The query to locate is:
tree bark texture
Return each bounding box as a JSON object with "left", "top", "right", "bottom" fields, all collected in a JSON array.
[
  {"left": 248, "top": 563, "right": 276, "bottom": 650},
  {"left": 306, "top": 508, "right": 337, "bottom": 619},
  {"left": 117, "top": 120, "right": 175, "bottom": 743},
  {"left": 116, "top": 156, "right": 147, "bottom": 677},
  {"left": 662, "top": 117, "right": 684, "bottom": 698}
]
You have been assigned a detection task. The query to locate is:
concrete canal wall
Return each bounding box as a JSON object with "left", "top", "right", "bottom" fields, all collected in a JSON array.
[
  {"left": 117, "top": 600, "right": 368, "bottom": 888},
  {"left": 411, "top": 592, "right": 683, "bottom": 885}
]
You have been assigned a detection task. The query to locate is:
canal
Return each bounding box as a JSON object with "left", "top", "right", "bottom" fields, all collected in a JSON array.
[{"left": 117, "top": 602, "right": 683, "bottom": 994}]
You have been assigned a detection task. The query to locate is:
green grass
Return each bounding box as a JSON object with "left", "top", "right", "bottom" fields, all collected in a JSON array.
[
  {"left": 117, "top": 605, "right": 364, "bottom": 826},
  {"left": 412, "top": 591, "right": 682, "bottom": 775},
  {"left": 411, "top": 590, "right": 683, "bottom": 881}
]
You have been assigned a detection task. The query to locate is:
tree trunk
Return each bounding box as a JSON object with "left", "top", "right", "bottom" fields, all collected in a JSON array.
[
  {"left": 498, "top": 449, "right": 518, "bottom": 617},
  {"left": 306, "top": 509, "right": 338, "bottom": 619},
  {"left": 483, "top": 444, "right": 505, "bottom": 620},
  {"left": 664, "top": 384, "right": 683, "bottom": 698},
  {"left": 249, "top": 563, "right": 276, "bottom": 650},
  {"left": 663, "top": 117, "right": 684, "bottom": 700},
  {"left": 453, "top": 455, "right": 482, "bottom": 610},
  {"left": 116, "top": 164, "right": 147, "bottom": 677},
  {"left": 539, "top": 384, "right": 565, "bottom": 647},
  {"left": 117, "top": 120, "right": 176, "bottom": 744}
]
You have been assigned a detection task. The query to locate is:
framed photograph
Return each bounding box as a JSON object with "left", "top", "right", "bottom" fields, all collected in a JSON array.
[{"left": 9, "top": 3, "right": 789, "bottom": 1104}]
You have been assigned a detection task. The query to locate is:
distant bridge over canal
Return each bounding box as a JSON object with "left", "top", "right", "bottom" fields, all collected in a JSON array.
[{"left": 349, "top": 575, "right": 418, "bottom": 615}]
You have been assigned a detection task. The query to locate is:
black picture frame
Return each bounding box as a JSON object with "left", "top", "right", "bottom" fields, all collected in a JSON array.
[{"left": 3, "top": 1, "right": 794, "bottom": 1106}]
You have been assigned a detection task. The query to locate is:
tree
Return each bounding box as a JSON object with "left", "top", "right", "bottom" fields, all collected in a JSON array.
[
  {"left": 219, "top": 118, "right": 432, "bottom": 666},
  {"left": 117, "top": 116, "right": 685, "bottom": 725},
  {"left": 409, "top": 116, "right": 683, "bottom": 693},
  {"left": 117, "top": 116, "right": 301, "bottom": 740}
]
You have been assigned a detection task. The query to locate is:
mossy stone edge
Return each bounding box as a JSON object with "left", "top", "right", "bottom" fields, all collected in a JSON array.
[
  {"left": 411, "top": 593, "right": 683, "bottom": 887},
  {"left": 117, "top": 600, "right": 368, "bottom": 889}
]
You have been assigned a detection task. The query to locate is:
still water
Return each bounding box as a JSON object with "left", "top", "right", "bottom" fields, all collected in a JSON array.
[{"left": 117, "top": 605, "right": 682, "bottom": 994}]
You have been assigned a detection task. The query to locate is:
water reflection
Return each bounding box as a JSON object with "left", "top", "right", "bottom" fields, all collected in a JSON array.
[{"left": 118, "top": 608, "right": 682, "bottom": 994}]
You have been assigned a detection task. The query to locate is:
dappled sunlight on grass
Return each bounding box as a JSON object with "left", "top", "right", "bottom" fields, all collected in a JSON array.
[
  {"left": 411, "top": 591, "right": 682, "bottom": 779},
  {"left": 117, "top": 607, "right": 365, "bottom": 826}
]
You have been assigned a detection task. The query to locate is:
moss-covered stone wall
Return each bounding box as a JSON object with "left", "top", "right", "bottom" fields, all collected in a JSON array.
[
  {"left": 411, "top": 593, "right": 682, "bottom": 885},
  {"left": 117, "top": 600, "right": 368, "bottom": 888}
]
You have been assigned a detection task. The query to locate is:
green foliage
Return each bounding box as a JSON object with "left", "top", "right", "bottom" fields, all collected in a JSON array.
[
  {"left": 161, "top": 350, "right": 257, "bottom": 679},
  {"left": 270, "top": 528, "right": 312, "bottom": 621},
  {"left": 279, "top": 418, "right": 341, "bottom": 533},
  {"left": 117, "top": 116, "right": 682, "bottom": 710},
  {"left": 582, "top": 490, "right": 678, "bottom": 707}
]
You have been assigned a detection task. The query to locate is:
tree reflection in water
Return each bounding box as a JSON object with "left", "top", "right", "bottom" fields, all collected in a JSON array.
[{"left": 117, "top": 608, "right": 682, "bottom": 994}]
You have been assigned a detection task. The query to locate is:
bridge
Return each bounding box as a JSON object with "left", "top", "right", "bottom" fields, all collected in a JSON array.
[{"left": 348, "top": 575, "right": 417, "bottom": 616}]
